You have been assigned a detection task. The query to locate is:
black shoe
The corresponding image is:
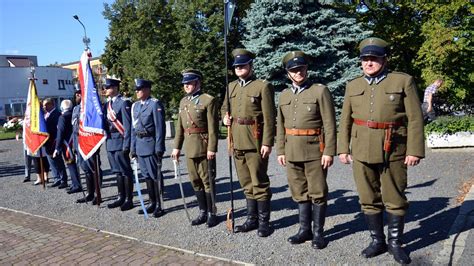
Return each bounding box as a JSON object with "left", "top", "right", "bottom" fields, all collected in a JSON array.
[
  {"left": 67, "top": 187, "right": 83, "bottom": 194},
  {"left": 311, "top": 203, "right": 327, "bottom": 249},
  {"left": 23, "top": 177, "right": 31, "bottom": 183},
  {"left": 120, "top": 200, "right": 133, "bottom": 211},
  {"left": 50, "top": 180, "right": 61, "bottom": 187},
  {"left": 257, "top": 200, "right": 273, "bottom": 237},
  {"left": 361, "top": 213, "right": 387, "bottom": 258},
  {"left": 235, "top": 199, "right": 258, "bottom": 233},
  {"left": 77, "top": 194, "right": 94, "bottom": 203},
  {"left": 387, "top": 213, "right": 411, "bottom": 264},
  {"left": 207, "top": 213, "right": 218, "bottom": 228},
  {"left": 192, "top": 211, "right": 208, "bottom": 226},
  {"left": 153, "top": 207, "right": 165, "bottom": 218},
  {"left": 288, "top": 202, "right": 313, "bottom": 244},
  {"left": 58, "top": 183, "right": 68, "bottom": 189}
]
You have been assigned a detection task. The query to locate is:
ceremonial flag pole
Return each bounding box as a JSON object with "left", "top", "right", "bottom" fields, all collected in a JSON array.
[
  {"left": 224, "top": 0, "right": 236, "bottom": 233},
  {"left": 74, "top": 15, "right": 106, "bottom": 206},
  {"left": 23, "top": 66, "right": 49, "bottom": 189}
]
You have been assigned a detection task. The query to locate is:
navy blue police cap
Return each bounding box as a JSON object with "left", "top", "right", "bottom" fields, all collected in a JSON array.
[
  {"left": 134, "top": 78, "right": 152, "bottom": 90},
  {"left": 282, "top": 51, "right": 310, "bottom": 70},
  {"left": 181, "top": 68, "right": 202, "bottom": 84},
  {"left": 359, "top": 37, "right": 389, "bottom": 58},
  {"left": 103, "top": 78, "right": 121, "bottom": 88},
  {"left": 232, "top": 48, "right": 255, "bottom": 66}
]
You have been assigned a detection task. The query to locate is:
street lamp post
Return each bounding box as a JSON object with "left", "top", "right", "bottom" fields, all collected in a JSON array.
[{"left": 73, "top": 15, "right": 91, "bottom": 49}]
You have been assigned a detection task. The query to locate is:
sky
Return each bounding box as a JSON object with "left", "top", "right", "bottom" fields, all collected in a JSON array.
[{"left": 0, "top": 0, "right": 114, "bottom": 66}]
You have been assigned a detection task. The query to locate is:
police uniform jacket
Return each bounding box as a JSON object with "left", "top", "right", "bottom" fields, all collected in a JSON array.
[
  {"left": 131, "top": 97, "right": 166, "bottom": 157},
  {"left": 54, "top": 110, "right": 73, "bottom": 153},
  {"left": 221, "top": 78, "right": 276, "bottom": 150},
  {"left": 45, "top": 108, "right": 61, "bottom": 155},
  {"left": 104, "top": 95, "right": 132, "bottom": 152},
  {"left": 174, "top": 92, "right": 218, "bottom": 158},
  {"left": 277, "top": 83, "right": 337, "bottom": 162},
  {"left": 337, "top": 71, "right": 425, "bottom": 163}
]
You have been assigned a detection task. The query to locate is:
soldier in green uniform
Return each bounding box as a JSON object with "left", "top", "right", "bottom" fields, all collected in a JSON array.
[
  {"left": 171, "top": 69, "right": 219, "bottom": 228},
  {"left": 221, "top": 49, "right": 276, "bottom": 237},
  {"left": 337, "top": 37, "right": 425, "bottom": 264},
  {"left": 276, "top": 51, "right": 336, "bottom": 249}
]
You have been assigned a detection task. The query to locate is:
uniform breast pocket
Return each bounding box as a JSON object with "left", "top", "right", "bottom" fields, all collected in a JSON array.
[
  {"left": 349, "top": 88, "right": 365, "bottom": 107},
  {"left": 384, "top": 87, "right": 404, "bottom": 105},
  {"left": 194, "top": 107, "right": 205, "bottom": 119},
  {"left": 246, "top": 92, "right": 261, "bottom": 111},
  {"left": 302, "top": 98, "right": 318, "bottom": 114},
  {"left": 279, "top": 98, "right": 292, "bottom": 116}
]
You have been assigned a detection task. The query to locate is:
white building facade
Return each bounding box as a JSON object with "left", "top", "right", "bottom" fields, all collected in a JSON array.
[{"left": 0, "top": 55, "right": 75, "bottom": 122}]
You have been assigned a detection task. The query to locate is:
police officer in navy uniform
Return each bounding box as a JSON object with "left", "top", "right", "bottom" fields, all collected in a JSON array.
[
  {"left": 131, "top": 78, "right": 166, "bottom": 218},
  {"left": 73, "top": 87, "right": 102, "bottom": 204},
  {"left": 103, "top": 78, "right": 134, "bottom": 211}
]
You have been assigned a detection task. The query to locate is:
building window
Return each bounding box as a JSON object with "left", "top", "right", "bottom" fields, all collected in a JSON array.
[
  {"left": 58, "top": 80, "right": 65, "bottom": 90},
  {"left": 42, "top": 79, "right": 48, "bottom": 84}
]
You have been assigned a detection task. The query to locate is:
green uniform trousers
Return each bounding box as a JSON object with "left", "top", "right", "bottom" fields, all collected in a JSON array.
[
  {"left": 186, "top": 156, "right": 210, "bottom": 192},
  {"left": 287, "top": 160, "right": 328, "bottom": 205},
  {"left": 234, "top": 149, "right": 271, "bottom": 201},
  {"left": 353, "top": 159, "right": 408, "bottom": 216}
]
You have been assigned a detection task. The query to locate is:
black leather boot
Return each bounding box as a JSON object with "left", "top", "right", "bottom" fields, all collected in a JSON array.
[
  {"left": 138, "top": 179, "right": 156, "bottom": 214},
  {"left": 361, "top": 213, "right": 387, "bottom": 258},
  {"left": 288, "top": 201, "right": 313, "bottom": 244},
  {"left": 206, "top": 192, "right": 218, "bottom": 228},
  {"left": 153, "top": 179, "right": 165, "bottom": 218},
  {"left": 387, "top": 213, "right": 411, "bottom": 264},
  {"left": 107, "top": 174, "right": 125, "bottom": 208},
  {"left": 235, "top": 198, "right": 258, "bottom": 233},
  {"left": 257, "top": 200, "right": 273, "bottom": 237},
  {"left": 76, "top": 173, "right": 95, "bottom": 203},
  {"left": 311, "top": 203, "right": 327, "bottom": 249},
  {"left": 120, "top": 176, "right": 134, "bottom": 211},
  {"left": 191, "top": 190, "right": 208, "bottom": 225}
]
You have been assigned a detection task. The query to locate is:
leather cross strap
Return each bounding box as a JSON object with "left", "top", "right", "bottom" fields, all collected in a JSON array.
[
  {"left": 184, "top": 128, "right": 207, "bottom": 134},
  {"left": 234, "top": 117, "right": 256, "bottom": 125},
  {"left": 353, "top": 119, "right": 404, "bottom": 129},
  {"left": 285, "top": 128, "right": 321, "bottom": 136}
]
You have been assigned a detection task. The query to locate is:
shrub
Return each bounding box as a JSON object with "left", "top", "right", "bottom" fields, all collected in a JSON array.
[{"left": 425, "top": 116, "right": 474, "bottom": 136}]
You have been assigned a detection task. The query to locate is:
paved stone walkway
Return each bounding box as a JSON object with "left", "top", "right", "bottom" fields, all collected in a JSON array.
[{"left": 0, "top": 208, "right": 239, "bottom": 265}]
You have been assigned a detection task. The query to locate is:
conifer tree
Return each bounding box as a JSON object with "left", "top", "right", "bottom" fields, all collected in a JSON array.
[{"left": 241, "top": 1, "right": 370, "bottom": 114}]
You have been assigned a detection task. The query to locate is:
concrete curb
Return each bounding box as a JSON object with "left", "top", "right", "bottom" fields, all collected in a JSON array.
[
  {"left": 434, "top": 184, "right": 474, "bottom": 265},
  {"left": 0, "top": 206, "right": 251, "bottom": 266}
]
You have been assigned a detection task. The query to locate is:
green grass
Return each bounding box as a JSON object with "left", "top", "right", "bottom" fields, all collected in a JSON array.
[{"left": 0, "top": 130, "right": 18, "bottom": 140}]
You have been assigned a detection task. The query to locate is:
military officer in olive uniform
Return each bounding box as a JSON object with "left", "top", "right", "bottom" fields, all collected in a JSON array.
[
  {"left": 171, "top": 69, "right": 219, "bottom": 227},
  {"left": 337, "top": 37, "right": 425, "bottom": 264},
  {"left": 222, "top": 49, "right": 276, "bottom": 237},
  {"left": 103, "top": 78, "right": 134, "bottom": 211},
  {"left": 277, "top": 51, "right": 337, "bottom": 249},
  {"left": 131, "top": 78, "right": 166, "bottom": 218}
]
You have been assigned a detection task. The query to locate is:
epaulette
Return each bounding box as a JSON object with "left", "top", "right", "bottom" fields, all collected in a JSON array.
[
  {"left": 390, "top": 71, "right": 411, "bottom": 77},
  {"left": 348, "top": 74, "right": 364, "bottom": 82},
  {"left": 201, "top": 93, "right": 213, "bottom": 99},
  {"left": 151, "top": 98, "right": 158, "bottom": 102}
]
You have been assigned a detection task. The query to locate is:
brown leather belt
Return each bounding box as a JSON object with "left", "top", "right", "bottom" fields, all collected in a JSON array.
[
  {"left": 184, "top": 128, "right": 207, "bottom": 134},
  {"left": 353, "top": 119, "right": 404, "bottom": 129},
  {"left": 285, "top": 128, "right": 321, "bottom": 136},
  {"left": 234, "top": 117, "right": 256, "bottom": 125}
]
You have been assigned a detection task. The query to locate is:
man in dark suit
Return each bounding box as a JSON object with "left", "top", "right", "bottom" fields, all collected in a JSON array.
[
  {"left": 131, "top": 78, "right": 166, "bottom": 218},
  {"left": 103, "top": 78, "right": 134, "bottom": 211},
  {"left": 43, "top": 98, "right": 68, "bottom": 188},
  {"left": 53, "top": 99, "right": 82, "bottom": 194}
]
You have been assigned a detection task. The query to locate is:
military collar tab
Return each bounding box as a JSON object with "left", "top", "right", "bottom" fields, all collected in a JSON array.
[
  {"left": 291, "top": 80, "right": 311, "bottom": 94},
  {"left": 187, "top": 89, "right": 202, "bottom": 100},
  {"left": 239, "top": 76, "right": 255, "bottom": 87},
  {"left": 364, "top": 70, "right": 387, "bottom": 85}
]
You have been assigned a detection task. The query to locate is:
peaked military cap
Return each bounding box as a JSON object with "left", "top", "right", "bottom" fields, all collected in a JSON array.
[
  {"left": 232, "top": 48, "right": 255, "bottom": 66},
  {"left": 134, "top": 78, "right": 152, "bottom": 90},
  {"left": 282, "top": 51, "right": 310, "bottom": 70},
  {"left": 181, "top": 68, "right": 203, "bottom": 84},
  {"left": 359, "top": 37, "right": 389, "bottom": 58},
  {"left": 103, "top": 78, "right": 121, "bottom": 88}
]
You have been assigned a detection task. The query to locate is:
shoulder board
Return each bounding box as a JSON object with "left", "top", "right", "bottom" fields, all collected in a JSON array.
[
  {"left": 122, "top": 97, "right": 131, "bottom": 102},
  {"left": 201, "top": 93, "right": 214, "bottom": 100},
  {"left": 389, "top": 71, "right": 411, "bottom": 77},
  {"left": 151, "top": 98, "right": 158, "bottom": 102}
]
